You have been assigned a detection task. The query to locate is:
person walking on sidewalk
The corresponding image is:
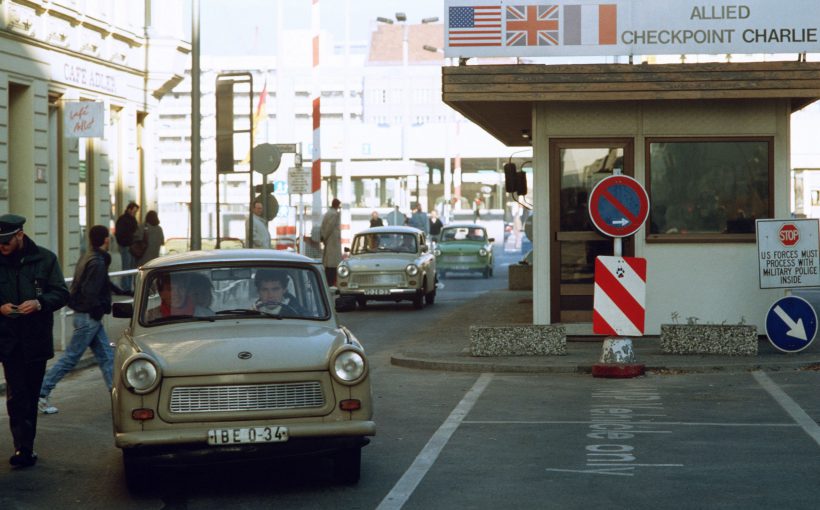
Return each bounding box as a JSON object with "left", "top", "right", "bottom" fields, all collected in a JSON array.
[
  {"left": 320, "top": 198, "right": 342, "bottom": 285},
  {"left": 39, "top": 225, "right": 125, "bottom": 415},
  {"left": 114, "top": 201, "right": 140, "bottom": 292},
  {"left": 0, "top": 214, "right": 69, "bottom": 468}
]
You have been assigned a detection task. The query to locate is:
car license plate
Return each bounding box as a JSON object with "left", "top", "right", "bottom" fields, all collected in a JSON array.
[
  {"left": 207, "top": 426, "right": 288, "bottom": 445},
  {"left": 364, "top": 288, "right": 390, "bottom": 295}
]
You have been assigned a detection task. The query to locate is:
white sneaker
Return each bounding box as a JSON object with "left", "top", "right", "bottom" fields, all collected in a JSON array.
[{"left": 37, "top": 397, "right": 58, "bottom": 415}]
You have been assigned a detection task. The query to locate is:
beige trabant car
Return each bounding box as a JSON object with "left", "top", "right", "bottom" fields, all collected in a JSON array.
[
  {"left": 335, "top": 226, "right": 437, "bottom": 311},
  {"left": 111, "top": 250, "right": 374, "bottom": 490}
]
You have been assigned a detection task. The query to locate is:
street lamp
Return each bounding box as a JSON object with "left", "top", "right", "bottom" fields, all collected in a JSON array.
[{"left": 376, "top": 14, "right": 439, "bottom": 210}]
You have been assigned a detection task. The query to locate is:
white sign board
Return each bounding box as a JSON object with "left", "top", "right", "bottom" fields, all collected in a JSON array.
[
  {"left": 64, "top": 101, "right": 104, "bottom": 138},
  {"left": 288, "top": 167, "right": 311, "bottom": 195},
  {"left": 444, "top": 0, "right": 820, "bottom": 58},
  {"left": 756, "top": 219, "right": 820, "bottom": 289}
]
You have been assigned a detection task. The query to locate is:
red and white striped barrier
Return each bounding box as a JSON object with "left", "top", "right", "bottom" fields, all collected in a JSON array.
[{"left": 592, "top": 256, "right": 647, "bottom": 337}]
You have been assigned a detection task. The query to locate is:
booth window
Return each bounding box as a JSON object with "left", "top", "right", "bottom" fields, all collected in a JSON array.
[{"left": 646, "top": 137, "right": 773, "bottom": 242}]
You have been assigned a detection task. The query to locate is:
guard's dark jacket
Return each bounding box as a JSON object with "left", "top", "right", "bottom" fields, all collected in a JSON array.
[{"left": 0, "top": 235, "right": 69, "bottom": 362}]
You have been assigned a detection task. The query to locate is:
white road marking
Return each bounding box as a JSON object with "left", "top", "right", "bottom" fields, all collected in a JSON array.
[
  {"left": 752, "top": 371, "right": 820, "bottom": 447},
  {"left": 376, "top": 373, "right": 493, "bottom": 510},
  {"left": 463, "top": 420, "right": 798, "bottom": 427}
]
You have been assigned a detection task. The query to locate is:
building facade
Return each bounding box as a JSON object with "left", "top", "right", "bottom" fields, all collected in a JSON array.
[{"left": 0, "top": 0, "right": 188, "bottom": 270}]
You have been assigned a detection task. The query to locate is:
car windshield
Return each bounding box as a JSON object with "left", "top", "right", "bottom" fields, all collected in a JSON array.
[
  {"left": 441, "top": 227, "right": 486, "bottom": 242},
  {"left": 351, "top": 233, "right": 417, "bottom": 254},
  {"left": 139, "top": 264, "right": 328, "bottom": 326}
]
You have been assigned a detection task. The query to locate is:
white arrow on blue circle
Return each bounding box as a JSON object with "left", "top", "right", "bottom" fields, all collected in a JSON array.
[
  {"left": 774, "top": 305, "right": 808, "bottom": 340},
  {"left": 612, "top": 218, "right": 630, "bottom": 226}
]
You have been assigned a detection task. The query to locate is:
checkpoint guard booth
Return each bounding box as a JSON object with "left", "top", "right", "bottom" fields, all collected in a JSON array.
[{"left": 442, "top": 0, "right": 820, "bottom": 336}]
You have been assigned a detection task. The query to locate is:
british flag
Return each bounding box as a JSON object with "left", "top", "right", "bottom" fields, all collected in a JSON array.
[{"left": 506, "top": 5, "right": 560, "bottom": 47}]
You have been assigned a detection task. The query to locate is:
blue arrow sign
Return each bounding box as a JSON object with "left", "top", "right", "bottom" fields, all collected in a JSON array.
[{"left": 765, "top": 296, "right": 818, "bottom": 353}]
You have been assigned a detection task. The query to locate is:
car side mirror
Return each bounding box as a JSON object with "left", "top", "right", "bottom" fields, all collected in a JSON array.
[
  {"left": 112, "top": 302, "right": 133, "bottom": 319},
  {"left": 488, "top": 238, "right": 495, "bottom": 243},
  {"left": 344, "top": 247, "right": 350, "bottom": 253}
]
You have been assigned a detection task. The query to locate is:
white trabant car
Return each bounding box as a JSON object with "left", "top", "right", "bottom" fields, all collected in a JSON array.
[
  {"left": 111, "top": 250, "right": 374, "bottom": 490},
  {"left": 335, "top": 226, "right": 437, "bottom": 311}
]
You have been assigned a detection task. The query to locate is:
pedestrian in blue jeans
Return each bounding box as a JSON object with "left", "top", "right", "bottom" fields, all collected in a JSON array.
[{"left": 39, "top": 225, "right": 124, "bottom": 414}]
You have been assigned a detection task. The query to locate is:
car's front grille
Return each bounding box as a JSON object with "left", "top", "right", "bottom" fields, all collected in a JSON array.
[
  {"left": 441, "top": 255, "right": 478, "bottom": 263},
  {"left": 169, "top": 381, "right": 325, "bottom": 413},
  {"left": 352, "top": 272, "right": 405, "bottom": 286}
]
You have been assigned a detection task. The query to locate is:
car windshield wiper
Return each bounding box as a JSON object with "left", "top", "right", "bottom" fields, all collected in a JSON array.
[
  {"left": 149, "top": 314, "right": 215, "bottom": 324},
  {"left": 214, "top": 309, "right": 283, "bottom": 320}
]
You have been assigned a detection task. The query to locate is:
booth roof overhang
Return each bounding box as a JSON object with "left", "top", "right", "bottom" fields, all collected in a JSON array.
[{"left": 442, "top": 61, "right": 820, "bottom": 147}]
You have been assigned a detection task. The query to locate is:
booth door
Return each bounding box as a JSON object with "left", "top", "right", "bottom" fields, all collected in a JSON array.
[{"left": 550, "top": 139, "right": 634, "bottom": 323}]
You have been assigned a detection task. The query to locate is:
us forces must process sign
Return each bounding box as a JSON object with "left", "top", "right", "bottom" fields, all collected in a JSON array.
[{"left": 756, "top": 219, "right": 820, "bottom": 289}]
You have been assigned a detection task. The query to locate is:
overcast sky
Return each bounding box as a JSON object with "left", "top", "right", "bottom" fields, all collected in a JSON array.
[{"left": 197, "top": 0, "right": 445, "bottom": 55}]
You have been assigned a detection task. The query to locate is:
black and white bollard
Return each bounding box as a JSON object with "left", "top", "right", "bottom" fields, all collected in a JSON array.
[{"left": 592, "top": 337, "right": 645, "bottom": 378}]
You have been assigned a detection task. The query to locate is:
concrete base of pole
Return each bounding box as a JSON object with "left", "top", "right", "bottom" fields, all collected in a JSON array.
[{"left": 592, "top": 337, "right": 645, "bottom": 378}]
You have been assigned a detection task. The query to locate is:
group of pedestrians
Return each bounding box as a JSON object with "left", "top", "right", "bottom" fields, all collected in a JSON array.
[
  {"left": 370, "top": 204, "right": 444, "bottom": 242},
  {"left": 0, "top": 202, "right": 165, "bottom": 469}
]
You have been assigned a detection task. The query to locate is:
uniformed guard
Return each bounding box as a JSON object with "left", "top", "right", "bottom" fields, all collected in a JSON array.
[{"left": 0, "top": 214, "right": 69, "bottom": 468}]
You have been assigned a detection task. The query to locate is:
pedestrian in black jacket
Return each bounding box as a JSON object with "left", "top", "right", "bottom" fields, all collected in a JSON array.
[
  {"left": 0, "top": 214, "right": 69, "bottom": 468},
  {"left": 114, "top": 201, "right": 139, "bottom": 292},
  {"left": 39, "top": 225, "right": 124, "bottom": 415}
]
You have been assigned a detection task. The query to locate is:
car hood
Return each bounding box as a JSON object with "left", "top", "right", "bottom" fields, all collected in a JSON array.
[
  {"left": 344, "top": 253, "right": 417, "bottom": 271},
  {"left": 132, "top": 322, "right": 349, "bottom": 376}
]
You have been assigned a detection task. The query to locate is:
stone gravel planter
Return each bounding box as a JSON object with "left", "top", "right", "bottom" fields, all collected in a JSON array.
[
  {"left": 470, "top": 324, "right": 566, "bottom": 356},
  {"left": 660, "top": 324, "right": 758, "bottom": 356}
]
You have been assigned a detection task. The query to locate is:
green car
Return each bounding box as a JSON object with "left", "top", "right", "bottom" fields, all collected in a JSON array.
[{"left": 434, "top": 223, "right": 495, "bottom": 279}]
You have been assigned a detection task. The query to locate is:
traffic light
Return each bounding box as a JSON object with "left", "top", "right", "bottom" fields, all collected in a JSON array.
[{"left": 215, "top": 80, "right": 234, "bottom": 173}]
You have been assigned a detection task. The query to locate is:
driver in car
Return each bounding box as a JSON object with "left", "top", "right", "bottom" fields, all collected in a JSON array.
[{"left": 254, "top": 269, "right": 304, "bottom": 316}]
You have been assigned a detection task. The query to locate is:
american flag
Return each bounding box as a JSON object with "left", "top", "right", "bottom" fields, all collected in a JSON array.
[
  {"left": 448, "top": 5, "right": 502, "bottom": 47},
  {"left": 506, "top": 5, "right": 560, "bottom": 46}
]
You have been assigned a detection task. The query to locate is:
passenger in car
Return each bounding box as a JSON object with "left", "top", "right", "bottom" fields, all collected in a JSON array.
[
  {"left": 253, "top": 269, "right": 305, "bottom": 316},
  {"left": 145, "top": 273, "right": 212, "bottom": 322}
]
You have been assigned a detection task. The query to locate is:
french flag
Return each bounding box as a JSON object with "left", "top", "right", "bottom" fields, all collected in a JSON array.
[{"left": 563, "top": 4, "right": 617, "bottom": 45}]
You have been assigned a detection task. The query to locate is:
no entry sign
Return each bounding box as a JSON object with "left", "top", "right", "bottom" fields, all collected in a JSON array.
[{"left": 588, "top": 175, "right": 650, "bottom": 238}]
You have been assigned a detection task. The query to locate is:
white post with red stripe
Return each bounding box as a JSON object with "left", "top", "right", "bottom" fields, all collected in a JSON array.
[{"left": 311, "top": 0, "right": 323, "bottom": 244}]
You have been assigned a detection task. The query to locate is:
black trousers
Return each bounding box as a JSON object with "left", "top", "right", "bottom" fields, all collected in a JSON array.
[
  {"left": 3, "top": 352, "right": 47, "bottom": 452},
  {"left": 325, "top": 267, "right": 337, "bottom": 287}
]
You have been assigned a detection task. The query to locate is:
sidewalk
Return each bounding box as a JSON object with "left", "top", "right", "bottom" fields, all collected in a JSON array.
[{"left": 391, "top": 289, "right": 820, "bottom": 374}]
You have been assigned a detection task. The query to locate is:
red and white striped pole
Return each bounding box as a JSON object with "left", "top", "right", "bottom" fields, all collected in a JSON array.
[{"left": 311, "top": 0, "right": 323, "bottom": 253}]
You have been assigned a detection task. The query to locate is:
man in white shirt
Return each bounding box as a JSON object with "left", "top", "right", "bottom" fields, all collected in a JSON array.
[{"left": 248, "top": 200, "right": 271, "bottom": 249}]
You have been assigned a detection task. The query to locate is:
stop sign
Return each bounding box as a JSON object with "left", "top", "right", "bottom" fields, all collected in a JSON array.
[{"left": 779, "top": 223, "right": 800, "bottom": 246}]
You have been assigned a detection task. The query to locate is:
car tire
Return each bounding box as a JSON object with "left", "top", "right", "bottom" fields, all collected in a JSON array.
[
  {"left": 412, "top": 291, "right": 425, "bottom": 309},
  {"left": 482, "top": 267, "right": 490, "bottom": 279},
  {"left": 122, "top": 452, "right": 151, "bottom": 495},
  {"left": 356, "top": 296, "right": 367, "bottom": 308},
  {"left": 333, "top": 447, "right": 361, "bottom": 484},
  {"left": 425, "top": 285, "right": 436, "bottom": 305},
  {"left": 335, "top": 296, "right": 356, "bottom": 312}
]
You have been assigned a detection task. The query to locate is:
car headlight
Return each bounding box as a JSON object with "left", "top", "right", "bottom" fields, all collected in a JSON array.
[
  {"left": 433, "top": 249, "right": 441, "bottom": 257},
  {"left": 123, "top": 355, "right": 160, "bottom": 394},
  {"left": 405, "top": 264, "right": 419, "bottom": 276},
  {"left": 332, "top": 349, "right": 367, "bottom": 384},
  {"left": 337, "top": 265, "right": 350, "bottom": 279},
  {"left": 479, "top": 248, "right": 488, "bottom": 257}
]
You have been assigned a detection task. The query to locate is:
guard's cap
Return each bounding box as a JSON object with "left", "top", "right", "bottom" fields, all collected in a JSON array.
[{"left": 0, "top": 214, "right": 25, "bottom": 244}]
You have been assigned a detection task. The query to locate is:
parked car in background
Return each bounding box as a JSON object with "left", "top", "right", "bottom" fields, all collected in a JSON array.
[
  {"left": 434, "top": 223, "right": 495, "bottom": 278},
  {"left": 335, "top": 226, "right": 437, "bottom": 310},
  {"left": 111, "top": 250, "right": 375, "bottom": 492}
]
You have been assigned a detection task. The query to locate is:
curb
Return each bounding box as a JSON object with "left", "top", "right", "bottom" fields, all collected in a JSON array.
[{"left": 390, "top": 353, "right": 820, "bottom": 375}]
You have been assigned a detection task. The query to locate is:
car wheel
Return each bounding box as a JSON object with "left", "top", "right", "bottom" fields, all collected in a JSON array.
[
  {"left": 482, "top": 267, "right": 490, "bottom": 279},
  {"left": 356, "top": 296, "right": 367, "bottom": 308},
  {"left": 425, "top": 285, "right": 436, "bottom": 305},
  {"left": 335, "top": 296, "right": 356, "bottom": 312},
  {"left": 122, "top": 452, "right": 151, "bottom": 495},
  {"left": 412, "top": 291, "right": 425, "bottom": 309},
  {"left": 333, "top": 447, "right": 361, "bottom": 484}
]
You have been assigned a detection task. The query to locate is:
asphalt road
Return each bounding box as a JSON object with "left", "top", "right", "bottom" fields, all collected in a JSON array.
[{"left": 1, "top": 248, "right": 818, "bottom": 509}]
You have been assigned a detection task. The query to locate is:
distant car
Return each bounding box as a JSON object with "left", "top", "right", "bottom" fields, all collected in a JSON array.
[
  {"left": 335, "top": 226, "right": 437, "bottom": 310},
  {"left": 434, "top": 223, "right": 495, "bottom": 278},
  {"left": 111, "top": 250, "right": 375, "bottom": 492}
]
